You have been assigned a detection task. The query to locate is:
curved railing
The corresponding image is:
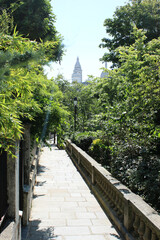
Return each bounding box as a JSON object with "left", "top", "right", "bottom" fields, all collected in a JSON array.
[{"left": 66, "top": 139, "right": 160, "bottom": 240}]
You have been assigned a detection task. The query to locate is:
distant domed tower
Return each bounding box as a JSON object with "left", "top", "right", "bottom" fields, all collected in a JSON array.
[
  {"left": 72, "top": 57, "right": 82, "bottom": 83},
  {"left": 100, "top": 62, "right": 108, "bottom": 78}
]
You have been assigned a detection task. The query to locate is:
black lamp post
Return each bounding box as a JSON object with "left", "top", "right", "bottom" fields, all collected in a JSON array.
[{"left": 74, "top": 97, "right": 78, "bottom": 132}]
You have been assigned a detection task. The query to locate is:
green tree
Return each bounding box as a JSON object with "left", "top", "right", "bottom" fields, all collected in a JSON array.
[
  {"left": 54, "top": 76, "right": 100, "bottom": 135},
  {"left": 100, "top": 0, "right": 160, "bottom": 66},
  {"left": 94, "top": 28, "right": 160, "bottom": 210},
  {"left": 0, "top": 8, "right": 13, "bottom": 34},
  {"left": 0, "top": 17, "right": 67, "bottom": 150},
  {"left": 0, "top": 0, "right": 63, "bottom": 62},
  {"left": 1, "top": 0, "right": 57, "bottom": 41}
]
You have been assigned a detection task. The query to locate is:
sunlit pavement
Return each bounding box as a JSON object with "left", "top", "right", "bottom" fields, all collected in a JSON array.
[{"left": 22, "top": 143, "right": 122, "bottom": 240}]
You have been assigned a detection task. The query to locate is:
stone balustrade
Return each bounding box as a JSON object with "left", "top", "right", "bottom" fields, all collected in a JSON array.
[{"left": 66, "top": 140, "right": 160, "bottom": 240}]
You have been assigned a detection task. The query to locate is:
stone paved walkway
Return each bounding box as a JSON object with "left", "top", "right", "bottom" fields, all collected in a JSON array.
[{"left": 22, "top": 144, "right": 122, "bottom": 240}]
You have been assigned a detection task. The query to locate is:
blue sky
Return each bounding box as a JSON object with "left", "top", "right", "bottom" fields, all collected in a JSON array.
[{"left": 45, "top": 0, "right": 127, "bottom": 81}]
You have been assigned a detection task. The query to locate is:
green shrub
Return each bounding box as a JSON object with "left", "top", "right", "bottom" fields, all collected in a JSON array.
[
  {"left": 110, "top": 140, "right": 160, "bottom": 212},
  {"left": 71, "top": 132, "right": 94, "bottom": 152},
  {"left": 89, "top": 138, "right": 111, "bottom": 168}
]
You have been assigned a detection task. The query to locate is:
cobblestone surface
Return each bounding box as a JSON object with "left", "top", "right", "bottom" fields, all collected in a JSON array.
[{"left": 22, "top": 144, "right": 122, "bottom": 240}]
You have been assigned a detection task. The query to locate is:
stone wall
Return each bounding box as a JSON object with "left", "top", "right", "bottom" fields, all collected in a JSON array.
[{"left": 66, "top": 140, "right": 160, "bottom": 240}]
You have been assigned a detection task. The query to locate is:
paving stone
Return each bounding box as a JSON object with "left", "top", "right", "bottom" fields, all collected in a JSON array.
[
  {"left": 31, "top": 219, "right": 66, "bottom": 227},
  {"left": 54, "top": 226, "right": 91, "bottom": 235},
  {"left": 95, "top": 211, "right": 108, "bottom": 219},
  {"left": 67, "top": 219, "right": 92, "bottom": 226},
  {"left": 65, "top": 197, "right": 86, "bottom": 202},
  {"left": 90, "top": 225, "right": 115, "bottom": 234},
  {"left": 78, "top": 201, "right": 100, "bottom": 207},
  {"left": 70, "top": 193, "right": 82, "bottom": 197},
  {"left": 91, "top": 219, "right": 112, "bottom": 226},
  {"left": 76, "top": 212, "right": 97, "bottom": 219},
  {"left": 64, "top": 235, "right": 108, "bottom": 240},
  {"left": 48, "top": 201, "right": 78, "bottom": 207},
  {"left": 48, "top": 212, "right": 76, "bottom": 219},
  {"left": 87, "top": 206, "right": 104, "bottom": 212},
  {"left": 60, "top": 206, "right": 87, "bottom": 212},
  {"left": 48, "top": 197, "right": 65, "bottom": 202},
  {"left": 30, "top": 211, "right": 50, "bottom": 219}
]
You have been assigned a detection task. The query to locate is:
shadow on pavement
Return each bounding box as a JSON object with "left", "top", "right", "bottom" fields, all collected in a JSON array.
[
  {"left": 33, "top": 194, "right": 45, "bottom": 199},
  {"left": 37, "top": 164, "right": 49, "bottom": 173},
  {"left": 22, "top": 219, "right": 59, "bottom": 240},
  {"left": 36, "top": 181, "right": 46, "bottom": 186}
]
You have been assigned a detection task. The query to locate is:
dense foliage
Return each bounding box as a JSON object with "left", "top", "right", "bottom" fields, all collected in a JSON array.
[
  {"left": 1, "top": 0, "right": 56, "bottom": 40},
  {"left": 100, "top": 0, "right": 160, "bottom": 66},
  {"left": 96, "top": 29, "right": 160, "bottom": 211},
  {"left": 0, "top": 0, "right": 63, "bottom": 61},
  {"left": 62, "top": 28, "right": 160, "bottom": 212},
  {"left": 0, "top": 5, "right": 66, "bottom": 151},
  {"left": 54, "top": 76, "right": 99, "bottom": 135}
]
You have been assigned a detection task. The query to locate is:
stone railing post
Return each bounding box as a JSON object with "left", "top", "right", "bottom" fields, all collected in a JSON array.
[
  {"left": 123, "top": 198, "right": 133, "bottom": 232},
  {"left": 71, "top": 144, "right": 73, "bottom": 156},
  {"left": 7, "top": 141, "right": 20, "bottom": 240},
  {"left": 23, "top": 185, "right": 30, "bottom": 226},
  {"left": 92, "top": 165, "right": 95, "bottom": 185},
  {"left": 78, "top": 152, "right": 81, "bottom": 165}
]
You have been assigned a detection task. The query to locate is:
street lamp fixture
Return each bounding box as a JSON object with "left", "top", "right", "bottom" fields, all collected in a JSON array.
[
  {"left": 74, "top": 97, "right": 77, "bottom": 132},
  {"left": 74, "top": 97, "right": 77, "bottom": 107}
]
